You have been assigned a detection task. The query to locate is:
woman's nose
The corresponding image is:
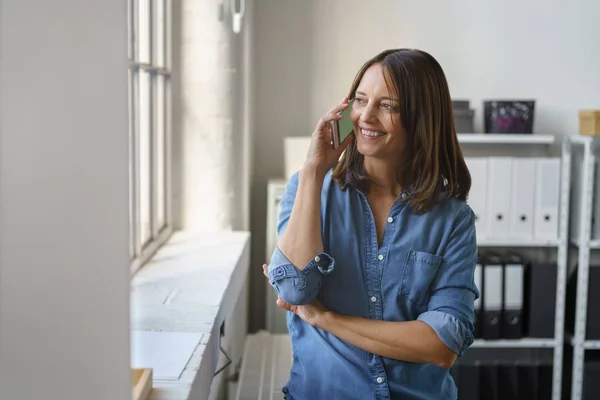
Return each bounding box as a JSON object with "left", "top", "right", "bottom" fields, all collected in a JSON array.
[{"left": 359, "top": 105, "right": 377, "bottom": 123}]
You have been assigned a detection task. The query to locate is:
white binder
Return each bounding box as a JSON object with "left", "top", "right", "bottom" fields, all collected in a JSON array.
[
  {"left": 465, "top": 157, "right": 489, "bottom": 240},
  {"left": 509, "top": 158, "right": 536, "bottom": 239},
  {"left": 486, "top": 157, "right": 512, "bottom": 238},
  {"left": 534, "top": 157, "right": 561, "bottom": 240}
]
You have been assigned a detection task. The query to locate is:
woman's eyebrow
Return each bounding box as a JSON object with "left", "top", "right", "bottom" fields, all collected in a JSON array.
[{"left": 355, "top": 90, "right": 398, "bottom": 102}]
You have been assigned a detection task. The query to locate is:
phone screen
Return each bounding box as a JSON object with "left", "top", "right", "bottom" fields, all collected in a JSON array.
[{"left": 331, "top": 99, "right": 355, "bottom": 148}]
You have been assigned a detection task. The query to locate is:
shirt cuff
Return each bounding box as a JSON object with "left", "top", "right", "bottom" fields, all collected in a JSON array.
[
  {"left": 417, "top": 310, "right": 474, "bottom": 357},
  {"left": 267, "top": 246, "right": 335, "bottom": 305}
]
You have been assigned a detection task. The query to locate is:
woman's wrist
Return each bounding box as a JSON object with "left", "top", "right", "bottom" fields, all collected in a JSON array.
[{"left": 301, "top": 163, "right": 328, "bottom": 182}]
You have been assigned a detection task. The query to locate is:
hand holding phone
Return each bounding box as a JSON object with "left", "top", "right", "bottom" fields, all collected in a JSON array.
[{"left": 303, "top": 99, "right": 354, "bottom": 175}]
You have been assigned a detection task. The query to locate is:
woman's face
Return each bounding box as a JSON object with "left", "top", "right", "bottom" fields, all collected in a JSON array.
[{"left": 350, "top": 63, "right": 408, "bottom": 161}]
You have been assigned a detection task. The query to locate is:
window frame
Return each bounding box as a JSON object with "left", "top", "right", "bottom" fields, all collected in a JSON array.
[{"left": 129, "top": 0, "right": 173, "bottom": 274}]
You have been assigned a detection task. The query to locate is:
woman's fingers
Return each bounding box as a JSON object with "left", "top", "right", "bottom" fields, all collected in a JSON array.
[{"left": 262, "top": 264, "right": 269, "bottom": 278}]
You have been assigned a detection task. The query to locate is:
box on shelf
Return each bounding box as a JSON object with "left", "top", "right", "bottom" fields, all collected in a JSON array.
[
  {"left": 483, "top": 100, "right": 535, "bottom": 134},
  {"left": 452, "top": 99, "right": 475, "bottom": 133},
  {"left": 579, "top": 110, "right": 600, "bottom": 136}
]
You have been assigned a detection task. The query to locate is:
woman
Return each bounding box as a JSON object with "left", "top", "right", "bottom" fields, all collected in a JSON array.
[{"left": 263, "top": 48, "right": 478, "bottom": 400}]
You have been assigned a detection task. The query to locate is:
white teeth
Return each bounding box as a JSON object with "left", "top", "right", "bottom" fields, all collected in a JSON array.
[{"left": 361, "top": 129, "right": 386, "bottom": 137}]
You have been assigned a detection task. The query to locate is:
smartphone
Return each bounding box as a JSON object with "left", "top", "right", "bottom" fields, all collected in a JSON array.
[{"left": 330, "top": 99, "right": 355, "bottom": 149}]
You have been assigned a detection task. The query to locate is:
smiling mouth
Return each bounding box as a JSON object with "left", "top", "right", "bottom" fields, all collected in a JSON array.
[{"left": 360, "top": 128, "right": 387, "bottom": 138}]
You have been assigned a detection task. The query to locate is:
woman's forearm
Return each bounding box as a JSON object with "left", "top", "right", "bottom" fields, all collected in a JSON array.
[
  {"left": 317, "top": 312, "right": 457, "bottom": 368},
  {"left": 278, "top": 166, "right": 326, "bottom": 270}
]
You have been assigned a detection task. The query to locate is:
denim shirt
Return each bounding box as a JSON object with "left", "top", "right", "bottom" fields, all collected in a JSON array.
[{"left": 268, "top": 170, "right": 479, "bottom": 400}]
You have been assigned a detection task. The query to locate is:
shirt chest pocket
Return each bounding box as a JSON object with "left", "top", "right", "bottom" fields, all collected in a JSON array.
[{"left": 400, "top": 250, "right": 443, "bottom": 307}]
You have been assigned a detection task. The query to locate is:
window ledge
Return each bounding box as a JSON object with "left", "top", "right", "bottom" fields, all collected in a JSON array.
[{"left": 130, "top": 230, "right": 251, "bottom": 400}]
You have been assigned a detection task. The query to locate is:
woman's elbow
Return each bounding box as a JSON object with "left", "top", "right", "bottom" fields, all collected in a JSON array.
[
  {"left": 434, "top": 346, "right": 458, "bottom": 369},
  {"left": 272, "top": 279, "right": 318, "bottom": 306}
]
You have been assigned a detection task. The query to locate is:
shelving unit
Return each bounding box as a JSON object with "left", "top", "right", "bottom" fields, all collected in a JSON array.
[
  {"left": 459, "top": 134, "right": 570, "bottom": 400},
  {"left": 566, "top": 136, "right": 600, "bottom": 400},
  {"left": 472, "top": 338, "right": 556, "bottom": 348}
]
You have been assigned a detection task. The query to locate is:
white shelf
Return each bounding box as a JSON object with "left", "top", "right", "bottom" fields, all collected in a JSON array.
[
  {"left": 472, "top": 338, "right": 556, "bottom": 348},
  {"left": 570, "top": 238, "right": 600, "bottom": 249},
  {"left": 477, "top": 238, "right": 560, "bottom": 247},
  {"left": 458, "top": 133, "right": 555, "bottom": 145},
  {"left": 584, "top": 340, "right": 600, "bottom": 349}
]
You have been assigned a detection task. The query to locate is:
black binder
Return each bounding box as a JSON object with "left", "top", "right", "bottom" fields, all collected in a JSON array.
[
  {"left": 474, "top": 260, "right": 483, "bottom": 339},
  {"left": 482, "top": 254, "right": 503, "bottom": 340},
  {"left": 502, "top": 253, "right": 525, "bottom": 339},
  {"left": 499, "top": 362, "right": 519, "bottom": 399},
  {"left": 526, "top": 262, "right": 557, "bottom": 338},
  {"left": 456, "top": 362, "right": 480, "bottom": 400},
  {"left": 480, "top": 363, "right": 500, "bottom": 400},
  {"left": 518, "top": 363, "right": 539, "bottom": 400}
]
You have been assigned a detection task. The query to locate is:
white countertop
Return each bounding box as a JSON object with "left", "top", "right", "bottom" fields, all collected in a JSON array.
[{"left": 130, "top": 230, "right": 251, "bottom": 400}]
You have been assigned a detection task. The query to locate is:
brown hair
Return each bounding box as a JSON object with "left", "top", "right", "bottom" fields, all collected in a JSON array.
[{"left": 332, "top": 48, "right": 471, "bottom": 213}]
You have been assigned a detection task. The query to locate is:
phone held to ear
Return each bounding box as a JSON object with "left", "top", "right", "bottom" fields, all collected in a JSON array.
[{"left": 330, "top": 99, "right": 354, "bottom": 149}]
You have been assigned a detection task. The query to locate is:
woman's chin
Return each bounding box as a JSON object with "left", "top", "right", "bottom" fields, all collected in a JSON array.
[{"left": 357, "top": 141, "right": 383, "bottom": 157}]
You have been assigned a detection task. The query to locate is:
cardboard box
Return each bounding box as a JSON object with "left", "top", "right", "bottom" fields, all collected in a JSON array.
[{"left": 579, "top": 110, "right": 600, "bottom": 136}]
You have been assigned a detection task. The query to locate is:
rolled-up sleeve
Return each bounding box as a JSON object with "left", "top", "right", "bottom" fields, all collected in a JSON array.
[
  {"left": 266, "top": 171, "right": 335, "bottom": 305},
  {"left": 268, "top": 246, "right": 335, "bottom": 305},
  {"left": 417, "top": 205, "right": 479, "bottom": 357}
]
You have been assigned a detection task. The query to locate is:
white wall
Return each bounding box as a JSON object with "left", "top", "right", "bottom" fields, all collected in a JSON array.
[
  {"left": 0, "top": 1, "right": 131, "bottom": 399},
  {"left": 249, "top": 0, "right": 600, "bottom": 330}
]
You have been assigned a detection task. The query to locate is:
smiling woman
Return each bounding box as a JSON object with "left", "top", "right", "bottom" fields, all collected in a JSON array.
[{"left": 265, "top": 48, "right": 478, "bottom": 400}]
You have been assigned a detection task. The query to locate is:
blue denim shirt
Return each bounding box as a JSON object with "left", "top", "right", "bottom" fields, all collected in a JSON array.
[{"left": 268, "top": 170, "right": 479, "bottom": 400}]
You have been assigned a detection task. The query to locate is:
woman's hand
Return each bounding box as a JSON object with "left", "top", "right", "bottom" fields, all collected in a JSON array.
[
  {"left": 263, "top": 264, "right": 328, "bottom": 327},
  {"left": 303, "top": 98, "right": 354, "bottom": 176}
]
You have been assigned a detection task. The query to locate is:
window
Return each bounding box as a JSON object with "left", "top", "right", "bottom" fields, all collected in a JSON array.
[{"left": 129, "top": 0, "right": 172, "bottom": 273}]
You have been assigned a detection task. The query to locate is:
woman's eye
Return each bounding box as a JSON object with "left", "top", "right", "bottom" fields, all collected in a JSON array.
[{"left": 354, "top": 97, "right": 366, "bottom": 104}]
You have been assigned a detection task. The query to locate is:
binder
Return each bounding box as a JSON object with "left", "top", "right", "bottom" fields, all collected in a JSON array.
[
  {"left": 499, "top": 363, "right": 519, "bottom": 400},
  {"left": 502, "top": 253, "right": 525, "bottom": 339},
  {"left": 509, "top": 158, "right": 536, "bottom": 239},
  {"left": 533, "top": 157, "right": 561, "bottom": 240},
  {"left": 538, "top": 363, "right": 553, "bottom": 399},
  {"left": 465, "top": 157, "right": 489, "bottom": 239},
  {"left": 518, "top": 363, "right": 539, "bottom": 400},
  {"left": 456, "top": 362, "right": 480, "bottom": 400},
  {"left": 482, "top": 254, "right": 503, "bottom": 340},
  {"left": 486, "top": 157, "right": 512, "bottom": 238},
  {"left": 474, "top": 261, "right": 483, "bottom": 339},
  {"left": 526, "top": 262, "right": 557, "bottom": 338},
  {"left": 587, "top": 267, "right": 600, "bottom": 339},
  {"left": 480, "top": 363, "right": 500, "bottom": 400}
]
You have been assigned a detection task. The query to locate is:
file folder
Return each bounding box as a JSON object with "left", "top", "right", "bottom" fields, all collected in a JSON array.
[
  {"left": 482, "top": 254, "right": 503, "bottom": 340},
  {"left": 465, "top": 157, "right": 489, "bottom": 239},
  {"left": 486, "top": 157, "right": 512, "bottom": 238},
  {"left": 474, "top": 261, "right": 483, "bottom": 339},
  {"left": 456, "top": 362, "right": 480, "bottom": 400},
  {"left": 526, "top": 262, "right": 557, "bottom": 338},
  {"left": 518, "top": 363, "right": 539, "bottom": 400},
  {"left": 509, "top": 158, "right": 536, "bottom": 239},
  {"left": 499, "top": 363, "right": 519, "bottom": 399},
  {"left": 587, "top": 266, "right": 600, "bottom": 339},
  {"left": 533, "top": 157, "right": 561, "bottom": 240},
  {"left": 502, "top": 253, "right": 525, "bottom": 339},
  {"left": 480, "top": 363, "right": 500, "bottom": 400},
  {"left": 538, "top": 363, "right": 553, "bottom": 399}
]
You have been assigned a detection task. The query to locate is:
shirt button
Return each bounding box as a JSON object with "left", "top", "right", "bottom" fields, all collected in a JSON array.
[
  {"left": 314, "top": 255, "right": 320, "bottom": 262},
  {"left": 377, "top": 254, "right": 384, "bottom": 261},
  {"left": 371, "top": 296, "right": 377, "bottom": 302},
  {"left": 401, "top": 193, "right": 408, "bottom": 200},
  {"left": 387, "top": 217, "right": 393, "bottom": 223},
  {"left": 377, "top": 377, "right": 384, "bottom": 383}
]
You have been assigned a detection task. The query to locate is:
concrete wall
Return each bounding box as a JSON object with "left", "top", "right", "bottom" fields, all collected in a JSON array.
[
  {"left": 248, "top": 0, "right": 600, "bottom": 331},
  {"left": 0, "top": 1, "right": 131, "bottom": 399}
]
